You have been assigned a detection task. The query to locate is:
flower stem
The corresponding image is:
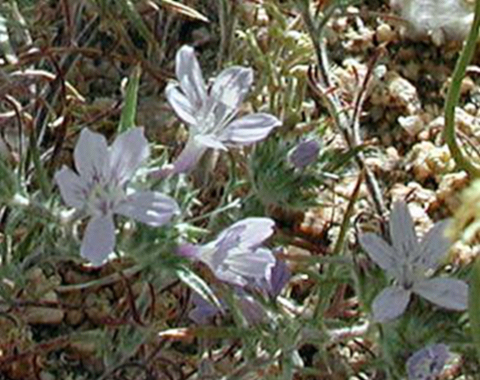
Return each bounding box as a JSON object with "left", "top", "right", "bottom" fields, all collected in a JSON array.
[
  {"left": 443, "top": 0, "right": 480, "bottom": 177},
  {"left": 469, "top": 256, "right": 480, "bottom": 363}
]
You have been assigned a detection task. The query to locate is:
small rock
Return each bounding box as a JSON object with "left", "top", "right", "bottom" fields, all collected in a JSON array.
[
  {"left": 428, "top": 107, "right": 479, "bottom": 135},
  {"left": 408, "top": 142, "right": 454, "bottom": 181},
  {"left": 465, "top": 103, "right": 477, "bottom": 115},
  {"left": 450, "top": 241, "right": 477, "bottom": 265},
  {"left": 436, "top": 172, "right": 469, "bottom": 213},
  {"left": 376, "top": 23, "right": 395, "bottom": 43},
  {"left": 65, "top": 310, "right": 84, "bottom": 326},
  {"left": 24, "top": 306, "right": 64, "bottom": 325},
  {"left": 398, "top": 114, "right": 425, "bottom": 136},
  {"left": 23, "top": 290, "right": 65, "bottom": 324},
  {"left": 386, "top": 72, "right": 421, "bottom": 115}
]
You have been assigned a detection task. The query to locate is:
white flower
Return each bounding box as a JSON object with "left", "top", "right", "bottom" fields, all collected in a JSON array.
[
  {"left": 391, "top": 0, "right": 473, "bottom": 44},
  {"left": 55, "top": 128, "right": 179, "bottom": 265},
  {"left": 161, "top": 45, "right": 281, "bottom": 175},
  {"left": 359, "top": 201, "right": 468, "bottom": 322}
]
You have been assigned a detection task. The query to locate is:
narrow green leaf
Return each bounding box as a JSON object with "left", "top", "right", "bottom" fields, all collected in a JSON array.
[
  {"left": 175, "top": 265, "right": 222, "bottom": 310},
  {"left": 28, "top": 133, "right": 51, "bottom": 198},
  {"left": 0, "top": 154, "right": 16, "bottom": 201},
  {"left": 469, "top": 257, "right": 480, "bottom": 362},
  {"left": 117, "top": 0, "right": 155, "bottom": 44},
  {"left": 118, "top": 65, "right": 141, "bottom": 133}
]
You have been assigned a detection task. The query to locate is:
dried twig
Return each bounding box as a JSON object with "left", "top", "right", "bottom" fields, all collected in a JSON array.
[{"left": 299, "top": 2, "right": 386, "bottom": 217}]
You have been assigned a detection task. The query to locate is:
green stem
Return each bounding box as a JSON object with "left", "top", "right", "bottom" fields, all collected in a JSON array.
[
  {"left": 469, "top": 256, "right": 480, "bottom": 364},
  {"left": 332, "top": 171, "right": 363, "bottom": 256},
  {"left": 444, "top": 0, "right": 480, "bottom": 177}
]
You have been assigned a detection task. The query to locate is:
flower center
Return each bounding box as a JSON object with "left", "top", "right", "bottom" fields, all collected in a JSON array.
[{"left": 86, "top": 180, "right": 125, "bottom": 217}]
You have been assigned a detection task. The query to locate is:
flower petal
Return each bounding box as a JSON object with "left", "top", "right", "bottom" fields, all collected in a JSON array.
[
  {"left": 74, "top": 128, "right": 109, "bottom": 182},
  {"left": 217, "top": 247, "right": 276, "bottom": 286},
  {"left": 227, "top": 247, "right": 276, "bottom": 279},
  {"left": 165, "top": 83, "right": 197, "bottom": 125},
  {"left": 109, "top": 128, "right": 149, "bottom": 185},
  {"left": 194, "top": 134, "right": 228, "bottom": 150},
  {"left": 216, "top": 217, "right": 275, "bottom": 249},
  {"left": 389, "top": 201, "right": 420, "bottom": 262},
  {"left": 359, "top": 233, "right": 399, "bottom": 277},
  {"left": 267, "top": 258, "right": 291, "bottom": 298},
  {"left": 81, "top": 214, "right": 115, "bottom": 266},
  {"left": 418, "top": 219, "right": 452, "bottom": 270},
  {"left": 372, "top": 286, "right": 411, "bottom": 322},
  {"left": 171, "top": 136, "right": 208, "bottom": 174},
  {"left": 115, "top": 191, "right": 179, "bottom": 226},
  {"left": 413, "top": 277, "right": 468, "bottom": 310},
  {"left": 55, "top": 166, "right": 89, "bottom": 209},
  {"left": 219, "top": 113, "right": 281, "bottom": 146},
  {"left": 175, "top": 45, "right": 207, "bottom": 109},
  {"left": 211, "top": 66, "right": 253, "bottom": 112}
]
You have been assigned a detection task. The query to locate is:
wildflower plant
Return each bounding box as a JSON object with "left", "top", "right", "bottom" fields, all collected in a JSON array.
[
  {"left": 247, "top": 137, "right": 323, "bottom": 214},
  {"left": 359, "top": 201, "right": 468, "bottom": 322},
  {"left": 247, "top": 136, "right": 357, "bottom": 215},
  {"left": 160, "top": 45, "right": 281, "bottom": 175},
  {"left": 2, "top": 1, "right": 480, "bottom": 379},
  {"left": 55, "top": 127, "right": 179, "bottom": 265}
]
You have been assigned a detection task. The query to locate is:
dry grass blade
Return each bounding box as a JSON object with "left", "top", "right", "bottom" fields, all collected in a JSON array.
[{"left": 157, "top": 0, "right": 209, "bottom": 23}]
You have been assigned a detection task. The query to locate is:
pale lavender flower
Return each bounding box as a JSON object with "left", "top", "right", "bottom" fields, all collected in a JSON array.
[
  {"left": 160, "top": 45, "right": 281, "bottom": 175},
  {"left": 182, "top": 217, "right": 276, "bottom": 286},
  {"left": 359, "top": 201, "right": 468, "bottom": 322},
  {"left": 55, "top": 128, "right": 179, "bottom": 265},
  {"left": 290, "top": 139, "right": 320, "bottom": 169},
  {"left": 406, "top": 344, "right": 450, "bottom": 380}
]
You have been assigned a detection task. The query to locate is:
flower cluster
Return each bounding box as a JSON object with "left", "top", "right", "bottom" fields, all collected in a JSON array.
[
  {"left": 55, "top": 45, "right": 283, "bottom": 287},
  {"left": 53, "top": 47, "right": 467, "bottom": 375},
  {"left": 359, "top": 201, "right": 468, "bottom": 322}
]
